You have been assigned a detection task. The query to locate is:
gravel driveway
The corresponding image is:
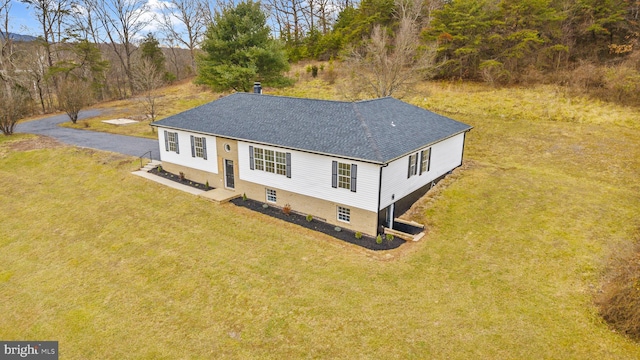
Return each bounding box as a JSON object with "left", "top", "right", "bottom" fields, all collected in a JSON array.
[{"left": 16, "top": 110, "right": 160, "bottom": 160}]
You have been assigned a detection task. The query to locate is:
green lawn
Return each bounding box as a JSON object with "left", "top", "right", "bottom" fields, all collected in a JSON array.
[{"left": 1, "top": 81, "right": 639, "bottom": 358}]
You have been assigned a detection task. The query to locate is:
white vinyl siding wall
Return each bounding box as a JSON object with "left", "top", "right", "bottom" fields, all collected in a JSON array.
[
  {"left": 379, "top": 133, "right": 465, "bottom": 210},
  {"left": 158, "top": 129, "right": 218, "bottom": 174},
  {"left": 238, "top": 142, "right": 380, "bottom": 212}
]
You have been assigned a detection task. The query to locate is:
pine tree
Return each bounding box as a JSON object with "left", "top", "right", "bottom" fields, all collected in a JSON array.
[{"left": 196, "top": 0, "right": 290, "bottom": 92}]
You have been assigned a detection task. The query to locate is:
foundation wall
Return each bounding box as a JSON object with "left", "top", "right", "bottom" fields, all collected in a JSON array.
[{"left": 160, "top": 160, "right": 379, "bottom": 236}]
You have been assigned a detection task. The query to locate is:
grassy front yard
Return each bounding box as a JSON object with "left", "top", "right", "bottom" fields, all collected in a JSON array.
[{"left": 1, "top": 81, "right": 639, "bottom": 358}]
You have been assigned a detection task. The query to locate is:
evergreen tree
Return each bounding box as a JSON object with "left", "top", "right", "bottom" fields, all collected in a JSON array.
[
  {"left": 140, "top": 33, "right": 166, "bottom": 73},
  {"left": 196, "top": 0, "right": 290, "bottom": 92}
]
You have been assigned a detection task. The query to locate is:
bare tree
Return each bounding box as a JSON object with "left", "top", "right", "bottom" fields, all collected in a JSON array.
[
  {"left": 91, "top": 0, "right": 150, "bottom": 96},
  {"left": 57, "top": 79, "right": 92, "bottom": 123},
  {"left": 22, "top": 43, "right": 52, "bottom": 113},
  {"left": 345, "top": 0, "right": 435, "bottom": 98},
  {"left": 0, "top": 1, "right": 31, "bottom": 135},
  {"left": 158, "top": 0, "right": 207, "bottom": 72},
  {"left": 132, "top": 58, "right": 165, "bottom": 125},
  {"left": 20, "top": 0, "right": 71, "bottom": 67},
  {"left": 69, "top": 0, "right": 103, "bottom": 44}
]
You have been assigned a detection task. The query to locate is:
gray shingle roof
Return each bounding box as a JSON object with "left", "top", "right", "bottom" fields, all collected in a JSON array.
[{"left": 152, "top": 93, "right": 472, "bottom": 163}]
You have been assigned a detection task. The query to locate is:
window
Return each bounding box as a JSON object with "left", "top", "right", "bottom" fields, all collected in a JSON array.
[
  {"left": 249, "top": 146, "right": 291, "bottom": 177},
  {"left": 332, "top": 161, "right": 357, "bottom": 192},
  {"left": 264, "top": 149, "right": 275, "bottom": 173},
  {"left": 165, "top": 131, "right": 179, "bottom": 153},
  {"left": 338, "top": 162, "right": 351, "bottom": 189},
  {"left": 276, "top": 152, "right": 287, "bottom": 175},
  {"left": 337, "top": 206, "right": 351, "bottom": 223},
  {"left": 266, "top": 189, "right": 277, "bottom": 203},
  {"left": 224, "top": 143, "right": 231, "bottom": 152},
  {"left": 420, "top": 148, "right": 431, "bottom": 174},
  {"left": 254, "top": 148, "right": 264, "bottom": 171},
  {"left": 190, "top": 136, "right": 207, "bottom": 159},
  {"left": 407, "top": 153, "right": 418, "bottom": 178}
]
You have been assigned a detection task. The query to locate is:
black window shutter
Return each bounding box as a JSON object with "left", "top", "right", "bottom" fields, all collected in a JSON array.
[
  {"left": 407, "top": 156, "right": 412, "bottom": 178},
  {"left": 350, "top": 164, "right": 357, "bottom": 192},
  {"left": 427, "top": 148, "right": 432, "bottom": 172},
  {"left": 190, "top": 135, "right": 195, "bottom": 157},
  {"left": 331, "top": 161, "right": 337, "bottom": 188},
  {"left": 286, "top": 152, "right": 291, "bottom": 178},
  {"left": 249, "top": 145, "right": 254, "bottom": 170},
  {"left": 175, "top": 133, "right": 179, "bottom": 154},
  {"left": 419, "top": 151, "right": 424, "bottom": 175},
  {"left": 164, "top": 130, "right": 169, "bottom": 151},
  {"left": 202, "top": 138, "right": 207, "bottom": 160}
]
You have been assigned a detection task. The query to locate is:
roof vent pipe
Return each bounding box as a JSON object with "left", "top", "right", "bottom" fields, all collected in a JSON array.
[{"left": 253, "top": 82, "right": 262, "bottom": 94}]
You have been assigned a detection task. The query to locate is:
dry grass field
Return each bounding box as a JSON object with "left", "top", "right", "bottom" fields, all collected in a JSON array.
[{"left": 1, "top": 78, "right": 639, "bottom": 358}]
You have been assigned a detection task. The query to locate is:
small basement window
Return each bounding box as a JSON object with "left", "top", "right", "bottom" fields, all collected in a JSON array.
[
  {"left": 337, "top": 206, "right": 351, "bottom": 223},
  {"left": 266, "top": 189, "right": 277, "bottom": 203}
]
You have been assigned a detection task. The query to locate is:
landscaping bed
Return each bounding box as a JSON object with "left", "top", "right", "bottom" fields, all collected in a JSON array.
[
  {"left": 146, "top": 166, "right": 404, "bottom": 250},
  {"left": 148, "top": 166, "right": 211, "bottom": 190},
  {"left": 230, "top": 198, "right": 405, "bottom": 251}
]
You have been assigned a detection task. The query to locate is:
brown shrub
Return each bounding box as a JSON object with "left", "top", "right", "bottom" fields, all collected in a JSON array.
[
  {"left": 596, "top": 238, "right": 640, "bottom": 342},
  {"left": 603, "top": 66, "right": 640, "bottom": 104},
  {"left": 569, "top": 62, "right": 605, "bottom": 90}
]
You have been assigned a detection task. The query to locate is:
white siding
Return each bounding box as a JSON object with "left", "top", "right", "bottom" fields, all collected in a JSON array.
[
  {"left": 379, "top": 133, "right": 465, "bottom": 210},
  {"left": 238, "top": 142, "right": 380, "bottom": 212},
  {"left": 158, "top": 129, "right": 218, "bottom": 174}
]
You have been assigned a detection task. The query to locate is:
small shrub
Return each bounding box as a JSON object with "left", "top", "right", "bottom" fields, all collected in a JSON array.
[
  {"left": 83, "top": 121, "right": 90, "bottom": 128},
  {"left": 305, "top": 64, "right": 312, "bottom": 73},
  {"left": 386, "top": 234, "right": 394, "bottom": 241},
  {"left": 324, "top": 59, "right": 337, "bottom": 84},
  {"left": 306, "top": 214, "right": 313, "bottom": 222},
  {"left": 157, "top": 165, "right": 163, "bottom": 172},
  {"left": 262, "top": 203, "right": 269, "bottom": 209},
  {"left": 242, "top": 193, "right": 247, "bottom": 201},
  {"left": 311, "top": 65, "right": 319, "bottom": 78},
  {"left": 179, "top": 172, "right": 185, "bottom": 181},
  {"left": 282, "top": 203, "right": 292, "bottom": 216},
  {"left": 376, "top": 235, "right": 383, "bottom": 244},
  {"left": 334, "top": 226, "right": 341, "bottom": 232},
  {"left": 205, "top": 181, "right": 210, "bottom": 190},
  {"left": 355, "top": 231, "right": 362, "bottom": 239}
]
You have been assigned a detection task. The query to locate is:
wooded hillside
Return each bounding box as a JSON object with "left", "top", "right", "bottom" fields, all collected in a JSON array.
[{"left": 0, "top": 0, "right": 638, "bottom": 132}]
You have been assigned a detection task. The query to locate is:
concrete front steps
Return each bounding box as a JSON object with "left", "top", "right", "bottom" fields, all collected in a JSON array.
[{"left": 140, "top": 160, "right": 162, "bottom": 172}]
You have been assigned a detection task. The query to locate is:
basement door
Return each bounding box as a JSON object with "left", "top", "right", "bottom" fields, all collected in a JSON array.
[{"left": 224, "top": 159, "right": 235, "bottom": 189}]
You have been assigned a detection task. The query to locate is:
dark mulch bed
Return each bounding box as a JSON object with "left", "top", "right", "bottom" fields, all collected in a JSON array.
[
  {"left": 148, "top": 166, "right": 212, "bottom": 190},
  {"left": 230, "top": 198, "right": 405, "bottom": 251}
]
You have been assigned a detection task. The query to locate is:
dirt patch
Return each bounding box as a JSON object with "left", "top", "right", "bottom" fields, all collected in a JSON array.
[{"left": 9, "top": 135, "right": 65, "bottom": 151}]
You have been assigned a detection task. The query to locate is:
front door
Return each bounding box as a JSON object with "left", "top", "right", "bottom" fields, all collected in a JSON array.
[{"left": 224, "top": 159, "right": 235, "bottom": 189}]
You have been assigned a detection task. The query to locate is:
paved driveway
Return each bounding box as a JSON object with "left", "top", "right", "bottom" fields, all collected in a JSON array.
[{"left": 16, "top": 110, "right": 160, "bottom": 160}]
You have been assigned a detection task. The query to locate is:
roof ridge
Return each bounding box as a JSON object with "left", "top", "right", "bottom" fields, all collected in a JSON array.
[
  {"left": 235, "top": 92, "right": 353, "bottom": 104},
  {"left": 351, "top": 102, "right": 384, "bottom": 162}
]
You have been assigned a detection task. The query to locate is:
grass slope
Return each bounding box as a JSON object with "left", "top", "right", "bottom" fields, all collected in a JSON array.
[{"left": 1, "top": 81, "right": 639, "bottom": 358}]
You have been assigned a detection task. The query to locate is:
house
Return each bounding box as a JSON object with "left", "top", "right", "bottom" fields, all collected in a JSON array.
[{"left": 151, "top": 86, "right": 472, "bottom": 236}]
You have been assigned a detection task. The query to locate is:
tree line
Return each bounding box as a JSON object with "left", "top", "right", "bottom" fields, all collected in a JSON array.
[{"left": 1, "top": 0, "right": 638, "bottom": 134}]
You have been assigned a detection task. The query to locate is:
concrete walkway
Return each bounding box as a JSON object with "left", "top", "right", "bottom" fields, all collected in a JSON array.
[{"left": 16, "top": 110, "right": 160, "bottom": 160}]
